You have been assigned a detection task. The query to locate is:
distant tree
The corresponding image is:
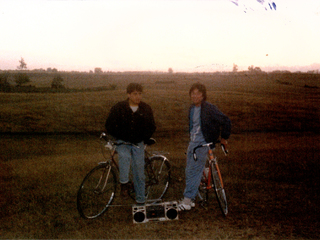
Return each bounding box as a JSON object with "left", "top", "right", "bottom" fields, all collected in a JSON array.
[
  {"left": 14, "top": 73, "right": 30, "bottom": 86},
  {"left": 254, "top": 66, "right": 262, "bottom": 72},
  {"left": 0, "top": 72, "right": 12, "bottom": 92},
  {"left": 168, "top": 68, "right": 173, "bottom": 74},
  {"left": 248, "top": 65, "right": 262, "bottom": 73},
  {"left": 233, "top": 63, "right": 238, "bottom": 72},
  {"left": 17, "top": 57, "right": 27, "bottom": 70},
  {"left": 94, "top": 67, "right": 103, "bottom": 74},
  {"left": 51, "top": 75, "right": 65, "bottom": 89}
]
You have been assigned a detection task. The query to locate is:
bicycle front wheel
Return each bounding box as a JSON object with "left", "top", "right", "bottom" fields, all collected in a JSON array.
[
  {"left": 145, "top": 156, "right": 171, "bottom": 201},
  {"left": 210, "top": 161, "right": 228, "bottom": 216},
  {"left": 77, "top": 163, "right": 117, "bottom": 219}
]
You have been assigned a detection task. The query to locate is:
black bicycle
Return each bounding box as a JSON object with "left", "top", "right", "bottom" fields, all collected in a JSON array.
[{"left": 77, "top": 132, "right": 171, "bottom": 219}]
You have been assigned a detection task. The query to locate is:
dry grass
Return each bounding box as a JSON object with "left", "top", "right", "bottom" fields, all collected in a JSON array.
[
  {"left": 1, "top": 72, "right": 319, "bottom": 134},
  {"left": 0, "top": 72, "right": 320, "bottom": 239},
  {"left": 0, "top": 132, "right": 319, "bottom": 239}
]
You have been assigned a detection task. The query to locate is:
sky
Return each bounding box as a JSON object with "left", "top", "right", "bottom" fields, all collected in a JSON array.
[{"left": 0, "top": 0, "right": 320, "bottom": 73}]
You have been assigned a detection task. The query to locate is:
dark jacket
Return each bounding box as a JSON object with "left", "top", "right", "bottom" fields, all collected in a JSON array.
[
  {"left": 189, "top": 101, "right": 231, "bottom": 143},
  {"left": 105, "top": 99, "right": 156, "bottom": 144}
]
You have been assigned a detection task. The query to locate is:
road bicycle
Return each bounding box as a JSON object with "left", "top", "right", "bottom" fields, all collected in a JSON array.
[
  {"left": 77, "top": 132, "right": 171, "bottom": 219},
  {"left": 193, "top": 141, "right": 228, "bottom": 216}
]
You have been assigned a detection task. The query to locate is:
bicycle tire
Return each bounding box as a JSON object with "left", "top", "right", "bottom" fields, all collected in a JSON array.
[
  {"left": 210, "top": 161, "right": 228, "bottom": 216},
  {"left": 145, "top": 156, "right": 171, "bottom": 201},
  {"left": 77, "top": 163, "right": 117, "bottom": 219}
]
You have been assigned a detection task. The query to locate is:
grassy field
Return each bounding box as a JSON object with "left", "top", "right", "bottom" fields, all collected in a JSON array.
[
  {"left": 1, "top": 132, "right": 319, "bottom": 239},
  {"left": 1, "top": 71, "right": 319, "bottom": 134},
  {"left": 0, "top": 72, "right": 319, "bottom": 239}
]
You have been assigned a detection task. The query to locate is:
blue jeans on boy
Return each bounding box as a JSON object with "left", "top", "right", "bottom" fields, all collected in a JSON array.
[
  {"left": 116, "top": 141, "right": 145, "bottom": 203},
  {"left": 183, "top": 141, "right": 208, "bottom": 200}
]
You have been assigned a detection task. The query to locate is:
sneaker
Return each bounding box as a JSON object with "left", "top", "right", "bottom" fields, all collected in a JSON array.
[
  {"left": 178, "top": 198, "right": 195, "bottom": 211},
  {"left": 178, "top": 202, "right": 192, "bottom": 211}
]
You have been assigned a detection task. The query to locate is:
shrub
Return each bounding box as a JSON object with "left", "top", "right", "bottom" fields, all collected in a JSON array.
[
  {"left": 14, "top": 72, "right": 31, "bottom": 87},
  {"left": 0, "top": 72, "right": 12, "bottom": 92},
  {"left": 51, "top": 75, "right": 65, "bottom": 90}
]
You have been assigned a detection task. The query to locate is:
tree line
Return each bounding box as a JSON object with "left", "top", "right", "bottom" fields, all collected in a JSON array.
[
  {"left": 0, "top": 57, "right": 65, "bottom": 92},
  {"left": 0, "top": 71, "right": 65, "bottom": 92}
]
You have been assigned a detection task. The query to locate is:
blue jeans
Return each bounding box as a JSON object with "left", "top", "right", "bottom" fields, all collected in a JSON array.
[
  {"left": 116, "top": 141, "right": 145, "bottom": 203},
  {"left": 183, "top": 142, "right": 208, "bottom": 200}
]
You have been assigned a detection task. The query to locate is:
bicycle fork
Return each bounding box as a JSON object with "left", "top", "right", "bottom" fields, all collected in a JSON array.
[{"left": 95, "top": 165, "right": 112, "bottom": 193}]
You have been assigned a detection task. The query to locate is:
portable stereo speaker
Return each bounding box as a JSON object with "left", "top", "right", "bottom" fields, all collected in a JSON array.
[{"left": 132, "top": 201, "right": 178, "bottom": 223}]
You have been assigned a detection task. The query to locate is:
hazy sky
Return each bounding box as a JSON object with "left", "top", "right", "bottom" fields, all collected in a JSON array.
[{"left": 1, "top": 0, "right": 320, "bottom": 72}]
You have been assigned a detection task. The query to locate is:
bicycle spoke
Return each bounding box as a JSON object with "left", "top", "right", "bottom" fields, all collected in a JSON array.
[{"left": 145, "top": 156, "right": 170, "bottom": 201}]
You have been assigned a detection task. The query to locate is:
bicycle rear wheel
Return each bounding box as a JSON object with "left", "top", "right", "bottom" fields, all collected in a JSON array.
[
  {"left": 77, "top": 163, "right": 117, "bottom": 219},
  {"left": 145, "top": 156, "right": 171, "bottom": 201},
  {"left": 210, "top": 161, "right": 228, "bottom": 216}
]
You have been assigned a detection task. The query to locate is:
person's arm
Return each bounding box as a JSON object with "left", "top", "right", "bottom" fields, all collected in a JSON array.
[
  {"left": 105, "top": 105, "right": 119, "bottom": 138},
  {"left": 211, "top": 105, "right": 231, "bottom": 140}
]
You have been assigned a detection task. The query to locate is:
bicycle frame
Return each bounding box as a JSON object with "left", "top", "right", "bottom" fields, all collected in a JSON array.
[
  {"left": 195, "top": 141, "right": 228, "bottom": 216},
  {"left": 99, "top": 132, "right": 170, "bottom": 197},
  {"left": 206, "top": 147, "right": 224, "bottom": 189},
  {"left": 94, "top": 165, "right": 113, "bottom": 193},
  {"left": 193, "top": 142, "right": 225, "bottom": 189}
]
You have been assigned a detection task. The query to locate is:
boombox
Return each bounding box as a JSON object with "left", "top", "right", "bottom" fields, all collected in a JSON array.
[{"left": 132, "top": 201, "right": 178, "bottom": 223}]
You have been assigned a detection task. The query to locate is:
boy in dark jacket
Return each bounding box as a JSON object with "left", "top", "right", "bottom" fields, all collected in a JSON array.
[
  {"left": 179, "top": 82, "right": 231, "bottom": 211},
  {"left": 105, "top": 83, "right": 156, "bottom": 204}
]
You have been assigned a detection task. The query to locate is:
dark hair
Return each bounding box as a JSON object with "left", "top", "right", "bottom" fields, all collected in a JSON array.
[
  {"left": 189, "top": 82, "right": 207, "bottom": 101},
  {"left": 127, "top": 83, "right": 143, "bottom": 94}
]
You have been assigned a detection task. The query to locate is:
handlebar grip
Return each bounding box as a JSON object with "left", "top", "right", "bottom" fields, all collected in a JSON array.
[
  {"left": 193, "top": 152, "right": 198, "bottom": 161},
  {"left": 221, "top": 144, "right": 228, "bottom": 155}
]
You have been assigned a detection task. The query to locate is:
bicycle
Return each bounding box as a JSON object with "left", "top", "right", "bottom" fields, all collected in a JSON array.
[
  {"left": 193, "top": 141, "right": 228, "bottom": 216},
  {"left": 77, "top": 132, "right": 171, "bottom": 219}
]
